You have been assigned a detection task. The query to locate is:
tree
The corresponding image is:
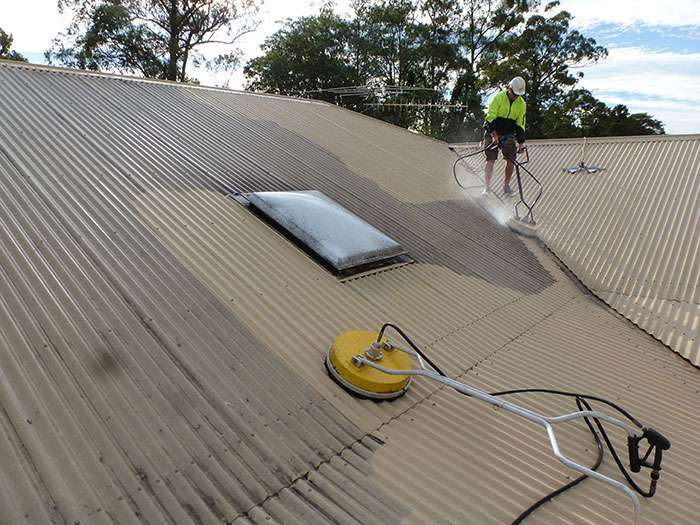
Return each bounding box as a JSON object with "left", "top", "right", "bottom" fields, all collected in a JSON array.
[
  {"left": 245, "top": 1, "right": 432, "bottom": 127},
  {"left": 542, "top": 89, "right": 665, "bottom": 137},
  {"left": 0, "top": 28, "right": 28, "bottom": 62},
  {"left": 48, "top": 0, "right": 260, "bottom": 81},
  {"left": 244, "top": 8, "right": 361, "bottom": 101},
  {"left": 603, "top": 105, "right": 665, "bottom": 135},
  {"left": 484, "top": 2, "right": 607, "bottom": 137},
  {"left": 444, "top": 0, "right": 532, "bottom": 140},
  {"left": 351, "top": 0, "right": 426, "bottom": 129},
  {"left": 244, "top": 0, "right": 514, "bottom": 139},
  {"left": 416, "top": 1, "right": 462, "bottom": 134},
  {"left": 243, "top": 0, "right": 665, "bottom": 140}
]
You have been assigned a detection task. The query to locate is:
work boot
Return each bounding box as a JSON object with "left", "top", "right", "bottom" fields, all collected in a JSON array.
[{"left": 503, "top": 184, "right": 514, "bottom": 196}]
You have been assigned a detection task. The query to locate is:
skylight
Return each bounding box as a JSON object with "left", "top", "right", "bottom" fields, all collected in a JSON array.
[{"left": 238, "top": 190, "right": 409, "bottom": 276}]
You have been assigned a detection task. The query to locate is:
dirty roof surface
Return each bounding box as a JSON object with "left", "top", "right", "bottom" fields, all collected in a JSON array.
[{"left": 0, "top": 61, "right": 698, "bottom": 524}]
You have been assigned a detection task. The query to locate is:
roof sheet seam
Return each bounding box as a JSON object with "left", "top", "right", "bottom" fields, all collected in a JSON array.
[
  {"left": 229, "top": 433, "right": 383, "bottom": 521},
  {"left": 452, "top": 295, "right": 581, "bottom": 381},
  {"left": 593, "top": 288, "right": 700, "bottom": 306},
  {"left": 422, "top": 293, "right": 529, "bottom": 351},
  {"left": 540, "top": 238, "right": 699, "bottom": 368}
]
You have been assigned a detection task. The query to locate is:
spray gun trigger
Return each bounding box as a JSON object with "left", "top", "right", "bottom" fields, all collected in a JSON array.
[{"left": 628, "top": 426, "right": 671, "bottom": 490}]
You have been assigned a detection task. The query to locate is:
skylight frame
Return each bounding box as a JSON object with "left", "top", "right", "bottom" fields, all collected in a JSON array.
[{"left": 233, "top": 190, "right": 411, "bottom": 277}]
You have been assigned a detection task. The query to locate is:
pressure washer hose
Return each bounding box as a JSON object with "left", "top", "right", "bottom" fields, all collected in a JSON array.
[
  {"left": 376, "top": 323, "right": 666, "bottom": 524},
  {"left": 452, "top": 143, "right": 497, "bottom": 190},
  {"left": 452, "top": 140, "right": 543, "bottom": 224}
]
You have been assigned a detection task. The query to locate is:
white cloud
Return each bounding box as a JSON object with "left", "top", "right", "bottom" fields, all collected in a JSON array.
[
  {"left": 559, "top": 0, "right": 700, "bottom": 28},
  {"left": 577, "top": 47, "right": 700, "bottom": 133},
  {"left": 1, "top": 0, "right": 71, "bottom": 52},
  {"left": 580, "top": 47, "right": 700, "bottom": 100}
]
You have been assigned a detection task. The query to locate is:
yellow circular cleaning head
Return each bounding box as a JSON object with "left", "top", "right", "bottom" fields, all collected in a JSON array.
[{"left": 325, "top": 330, "right": 413, "bottom": 400}]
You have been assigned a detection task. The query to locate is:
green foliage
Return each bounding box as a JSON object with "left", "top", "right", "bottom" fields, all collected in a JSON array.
[
  {"left": 48, "top": 0, "right": 260, "bottom": 81},
  {"left": 0, "top": 28, "right": 28, "bottom": 62},
  {"left": 49, "top": 3, "right": 164, "bottom": 76},
  {"left": 602, "top": 105, "right": 665, "bottom": 135},
  {"left": 352, "top": 0, "right": 426, "bottom": 129},
  {"left": 245, "top": 8, "right": 361, "bottom": 100},
  {"left": 443, "top": 0, "right": 534, "bottom": 141},
  {"left": 540, "top": 89, "right": 665, "bottom": 137},
  {"left": 484, "top": 2, "right": 608, "bottom": 137},
  {"left": 244, "top": 0, "right": 494, "bottom": 140},
  {"left": 244, "top": 0, "right": 665, "bottom": 139},
  {"left": 43, "top": 0, "right": 662, "bottom": 138}
]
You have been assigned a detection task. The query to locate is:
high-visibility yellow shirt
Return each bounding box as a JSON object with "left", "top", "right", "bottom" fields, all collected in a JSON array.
[{"left": 485, "top": 89, "right": 526, "bottom": 142}]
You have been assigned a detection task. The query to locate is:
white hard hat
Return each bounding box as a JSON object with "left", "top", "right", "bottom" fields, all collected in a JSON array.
[{"left": 509, "top": 76, "right": 526, "bottom": 96}]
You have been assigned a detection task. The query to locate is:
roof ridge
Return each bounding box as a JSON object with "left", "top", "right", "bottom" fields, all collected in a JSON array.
[
  {"left": 449, "top": 133, "right": 700, "bottom": 148},
  {"left": 0, "top": 58, "right": 331, "bottom": 106}
]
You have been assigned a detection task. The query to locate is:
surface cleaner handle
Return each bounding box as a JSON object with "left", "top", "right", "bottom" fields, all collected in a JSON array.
[{"left": 520, "top": 146, "right": 530, "bottom": 165}]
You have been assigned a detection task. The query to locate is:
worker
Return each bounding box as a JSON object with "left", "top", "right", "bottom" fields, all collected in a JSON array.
[{"left": 483, "top": 76, "right": 527, "bottom": 196}]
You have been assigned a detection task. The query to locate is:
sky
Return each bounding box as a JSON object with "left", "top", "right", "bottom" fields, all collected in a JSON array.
[{"left": 2, "top": 0, "right": 699, "bottom": 134}]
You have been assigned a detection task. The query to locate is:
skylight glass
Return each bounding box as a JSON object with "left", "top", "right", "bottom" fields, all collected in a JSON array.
[{"left": 242, "top": 190, "right": 409, "bottom": 275}]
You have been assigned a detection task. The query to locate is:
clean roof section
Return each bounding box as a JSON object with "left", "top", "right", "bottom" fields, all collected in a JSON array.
[{"left": 244, "top": 190, "right": 408, "bottom": 274}]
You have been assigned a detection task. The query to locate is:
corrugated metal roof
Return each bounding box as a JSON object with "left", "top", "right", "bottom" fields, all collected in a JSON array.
[
  {"left": 0, "top": 60, "right": 698, "bottom": 524},
  {"left": 455, "top": 134, "right": 699, "bottom": 364}
]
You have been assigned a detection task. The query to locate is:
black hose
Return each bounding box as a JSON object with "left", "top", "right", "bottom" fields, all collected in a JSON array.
[
  {"left": 509, "top": 397, "right": 604, "bottom": 524},
  {"left": 452, "top": 143, "right": 497, "bottom": 190},
  {"left": 376, "top": 322, "right": 446, "bottom": 376},
  {"left": 587, "top": 408, "right": 657, "bottom": 498},
  {"left": 489, "top": 388, "right": 643, "bottom": 429},
  {"left": 374, "top": 323, "right": 658, "bottom": 522},
  {"left": 490, "top": 391, "right": 653, "bottom": 497}
]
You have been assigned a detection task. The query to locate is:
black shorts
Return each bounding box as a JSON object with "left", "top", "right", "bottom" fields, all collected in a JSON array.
[{"left": 484, "top": 132, "right": 517, "bottom": 162}]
